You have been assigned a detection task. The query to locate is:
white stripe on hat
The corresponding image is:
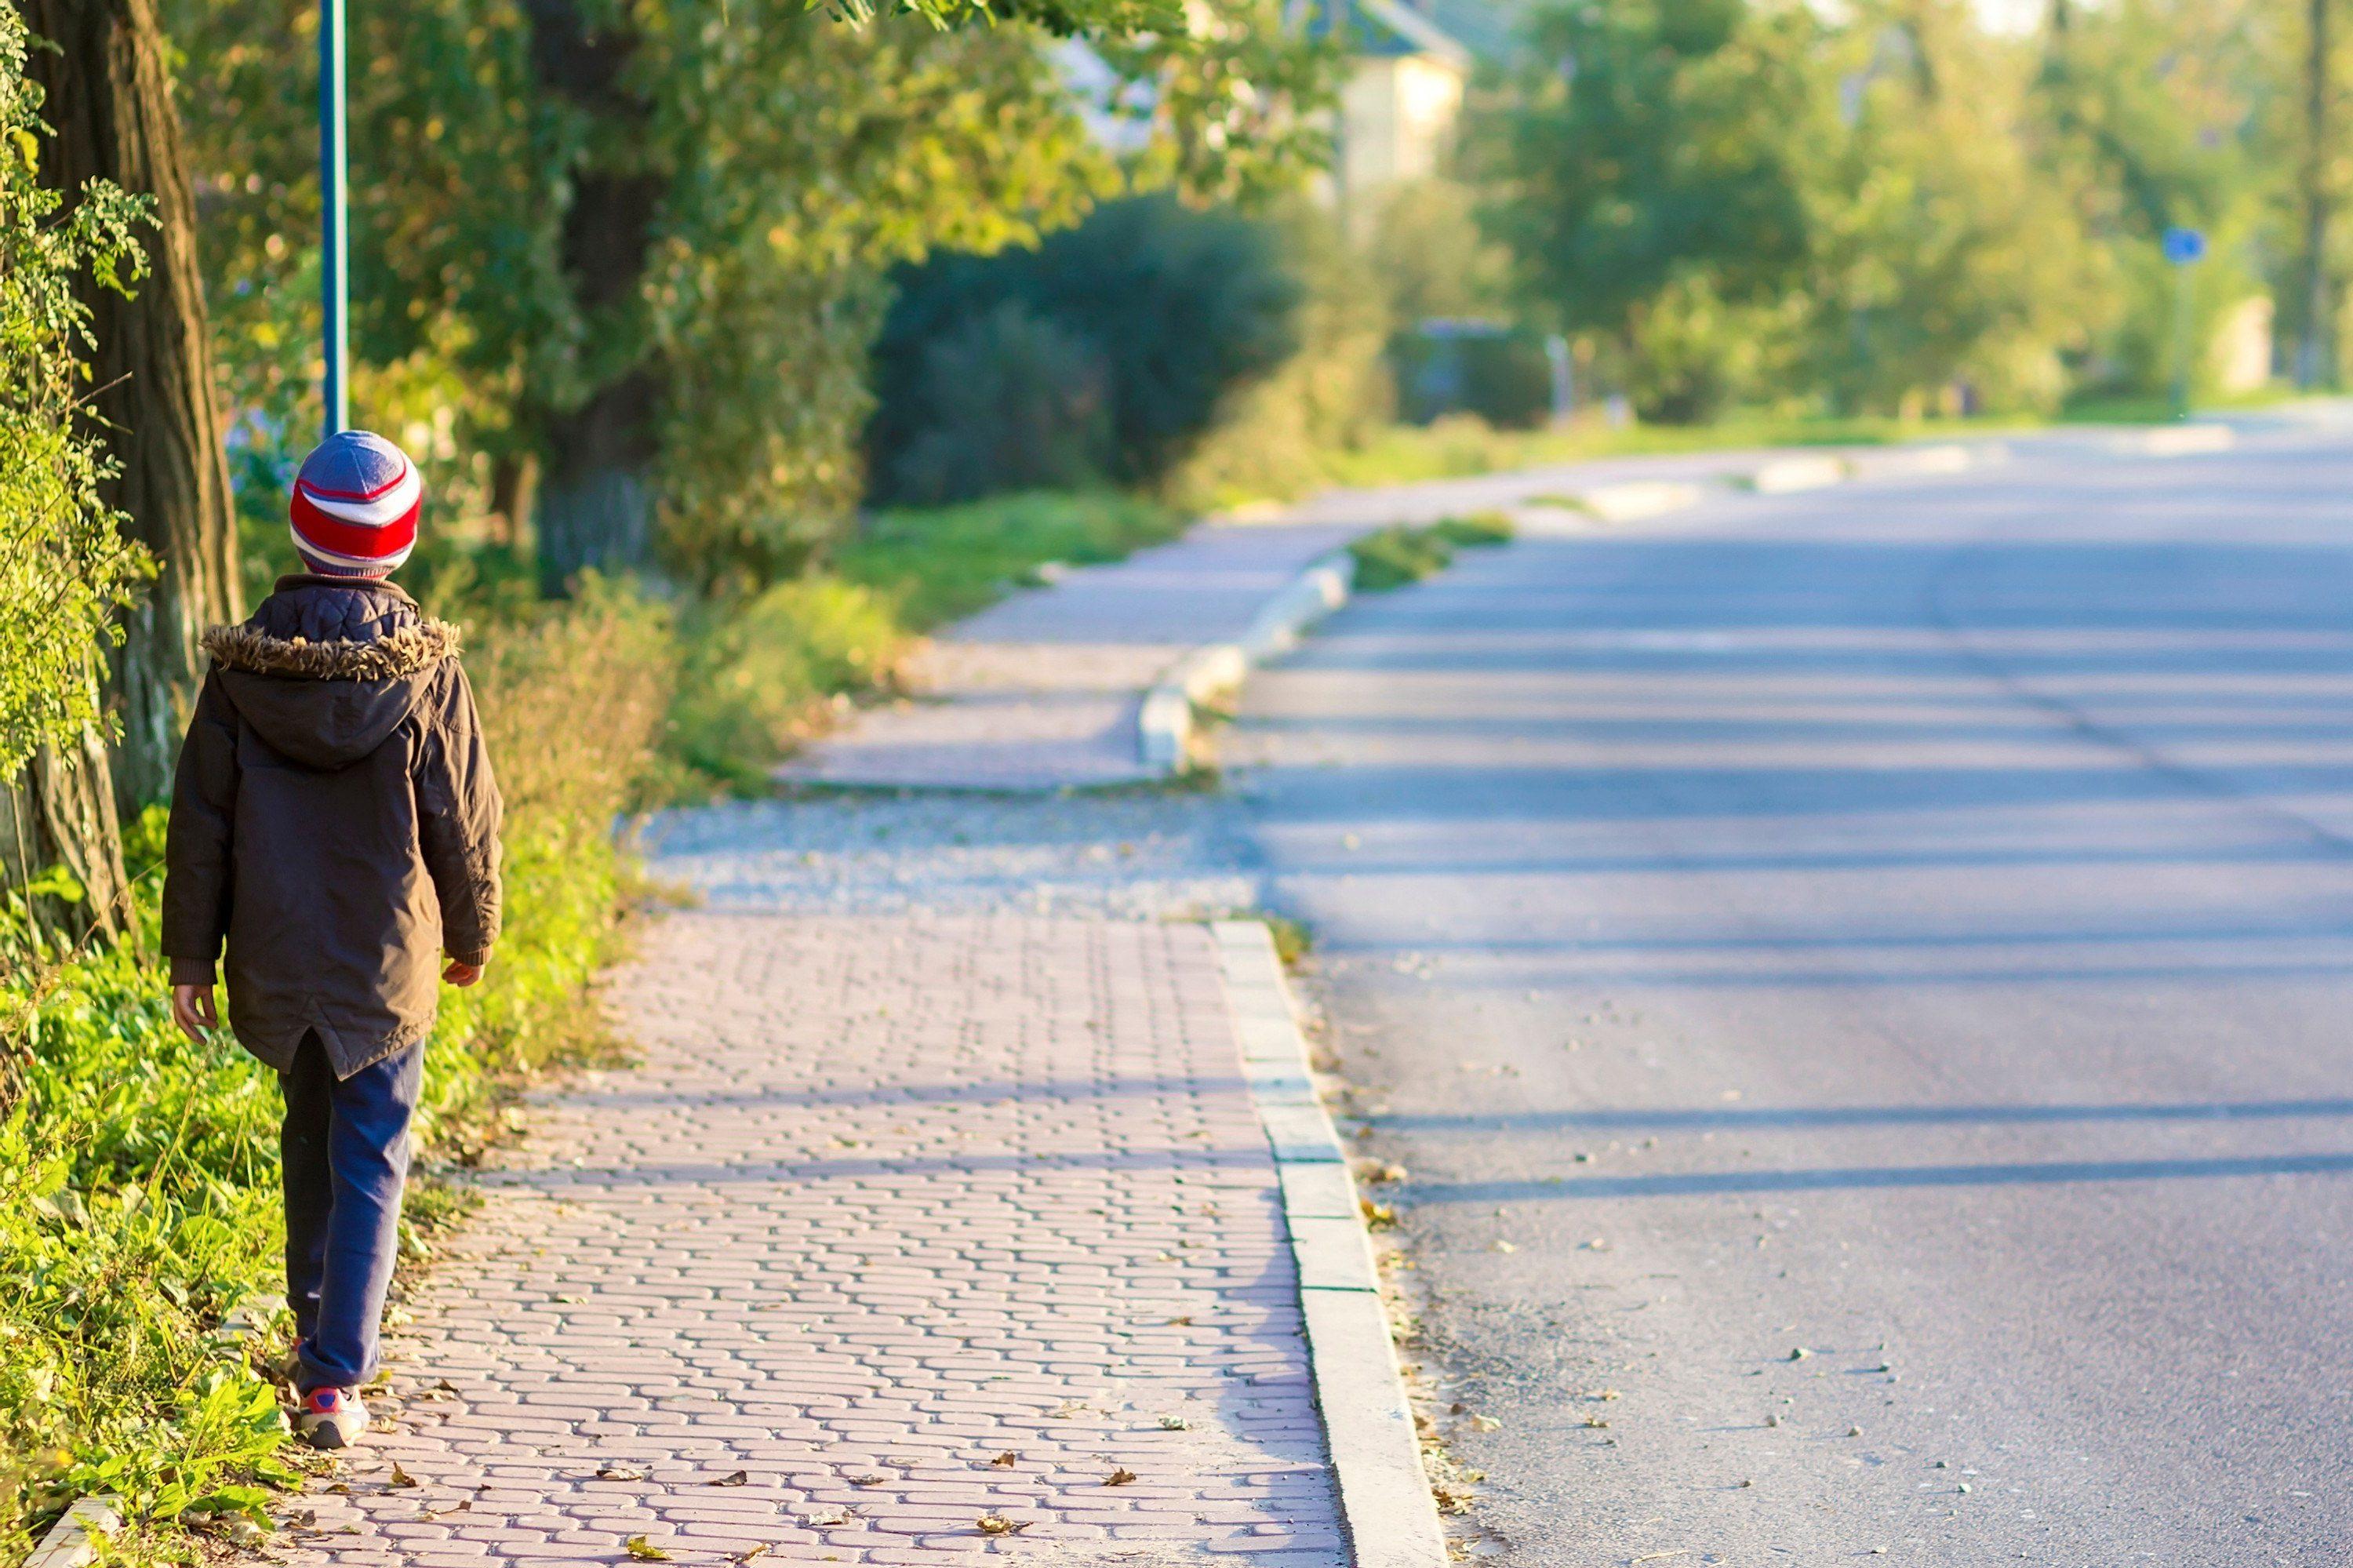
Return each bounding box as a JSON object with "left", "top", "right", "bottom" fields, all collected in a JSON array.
[
  {"left": 289, "top": 523, "right": 418, "bottom": 573},
  {"left": 296, "top": 459, "right": 421, "bottom": 527}
]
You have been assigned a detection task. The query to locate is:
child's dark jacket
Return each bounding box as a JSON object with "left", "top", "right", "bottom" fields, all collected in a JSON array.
[{"left": 162, "top": 574, "right": 502, "bottom": 1079}]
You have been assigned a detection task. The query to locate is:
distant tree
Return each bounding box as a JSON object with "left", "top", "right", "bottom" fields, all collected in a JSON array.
[
  {"left": 865, "top": 194, "right": 1303, "bottom": 503},
  {"left": 1798, "top": 0, "right": 2102, "bottom": 413},
  {"left": 2035, "top": 0, "right": 2269, "bottom": 398}
]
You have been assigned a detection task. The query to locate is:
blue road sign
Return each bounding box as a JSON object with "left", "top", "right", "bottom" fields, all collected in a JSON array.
[{"left": 2162, "top": 227, "right": 2206, "bottom": 265}]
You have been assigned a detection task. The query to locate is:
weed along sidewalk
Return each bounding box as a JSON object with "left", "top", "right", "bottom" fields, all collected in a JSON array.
[{"left": 280, "top": 915, "right": 1357, "bottom": 1565}]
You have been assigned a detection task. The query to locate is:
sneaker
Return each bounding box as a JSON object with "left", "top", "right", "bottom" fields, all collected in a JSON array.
[{"left": 296, "top": 1386, "right": 369, "bottom": 1450}]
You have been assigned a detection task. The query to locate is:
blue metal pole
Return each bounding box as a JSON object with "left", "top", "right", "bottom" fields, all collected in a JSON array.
[{"left": 319, "top": 0, "right": 348, "bottom": 438}]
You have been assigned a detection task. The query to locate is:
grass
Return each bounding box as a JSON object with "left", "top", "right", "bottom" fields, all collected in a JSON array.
[
  {"left": 832, "top": 489, "right": 1186, "bottom": 631},
  {"left": 0, "top": 581, "right": 675, "bottom": 1563},
  {"left": 1347, "top": 512, "right": 1515, "bottom": 593}
]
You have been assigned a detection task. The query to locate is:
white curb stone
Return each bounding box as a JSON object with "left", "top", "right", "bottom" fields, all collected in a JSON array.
[
  {"left": 1747, "top": 453, "right": 1852, "bottom": 493},
  {"left": 26, "top": 1497, "right": 120, "bottom": 1568},
  {"left": 1140, "top": 551, "right": 1356, "bottom": 771},
  {"left": 2132, "top": 423, "right": 2236, "bottom": 456},
  {"left": 1212, "top": 921, "right": 1448, "bottom": 1568}
]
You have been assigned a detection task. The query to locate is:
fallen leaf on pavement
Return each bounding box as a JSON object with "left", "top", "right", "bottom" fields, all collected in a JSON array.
[
  {"left": 731, "top": 1548, "right": 769, "bottom": 1564},
  {"left": 1493, "top": 1240, "right": 1517, "bottom": 1253},
  {"left": 989, "top": 1452, "right": 1018, "bottom": 1467},
  {"left": 1469, "top": 1415, "right": 1501, "bottom": 1432},
  {"left": 1105, "top": 1468, "right": 1137, "bottom": 1486},
  {"left": 976, "top": 1515, "right": 1032, "bottom": 1536},
  {"left": 624, "top": 1536, "right": 671, "bottom": 1561},
  {"left": 1158, "top": 1416, "right": 1190, "bottom": 1430},
  {"left": 387, "top": 1464, "right": 419, "bottom": 1489},
  {"left": 849, "top": 1474, "right": 886, "bottom": 1486},
  {"left": 710, "top": 1470, "right": 748, "bottom": 1486},
  {"left": 596, "top": 1466, "right": 646, "bottom": 1482}
]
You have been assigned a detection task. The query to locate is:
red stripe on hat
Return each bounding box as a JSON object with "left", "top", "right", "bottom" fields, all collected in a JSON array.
[
  {"left": 291, "top": 489, "right": 419, "bottom": 562},
  {"left": 297, "top": 460, "right": 413, "bottom": 503}
]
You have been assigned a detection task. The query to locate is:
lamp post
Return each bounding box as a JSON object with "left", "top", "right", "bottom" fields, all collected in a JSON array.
[
  {"left": 2162, "top": 225, "right": 2206, "bottom": 422},
  {"left": 320, "top": 0, "right": 348, "bottom": 438}
]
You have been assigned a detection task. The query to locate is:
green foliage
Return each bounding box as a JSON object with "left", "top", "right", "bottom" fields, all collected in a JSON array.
[
  {"left": 1095, "top": 0, "right": 1338, "bottom": 207},
  {"left": 867, "top": 194, "right": 1306, "bottom": 504},
  {"left": 0, "top": 9, "right": 155, "bottom": 777},
  {"left": 2039, "top": 0, "right": 2275, "bottom": 398},
  {"left": 0, "top": 585, "right": 672, "bottom": 1559},
  {"left": 877, "top": 301, "right": 1117, "bottom": 504},
  {"left": 1163, "top": 199, "right": 1394, "bottom": 509},
  {"left": 1480, "top": 0, "right": 1821, "bottom": 344},
  {"left": 1365, "top": 179, "right": 1515, "bottom": 329},
  {"left": 164, "top": 0, "right": 1329, "bottom": 587},
  {"left": 667, "top": 579, "right": 905, "bottom": 791},
  {"left": 1347, "top": 512, "right": 1511, "bottom": 591},
  {"left": 1474, "top": 0, "right": 2133, "bottom": 419}
]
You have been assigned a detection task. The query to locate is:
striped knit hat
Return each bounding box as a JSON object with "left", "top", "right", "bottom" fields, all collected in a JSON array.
[{"left": 289, "top": 430, "right": 421, "bottom": 578}]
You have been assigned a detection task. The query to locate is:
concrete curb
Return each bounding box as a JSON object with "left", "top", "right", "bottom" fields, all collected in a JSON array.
[
  {"left": 1139, "top": 550, "right": 1357, "bottom": 771},
  {"left": 2128, "top": 422, "right": 2236, "bottom": 456},
  {"left": 1139, "top": 431, "right": 2092, "bottom": 770},
  {"left": 1210, "top": 920, "right": 1447, "bottom": 1568},
  {"left": 27, "top": 1497, "right": 121, "bottom": 1568},
  {"left": 1744, "top": 452, "right": 1851, "bottom": 493}
]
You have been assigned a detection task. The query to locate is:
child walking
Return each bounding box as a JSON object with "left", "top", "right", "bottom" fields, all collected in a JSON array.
[{"left": 161, "top": 431, "right": 502, "bottom": 1450}]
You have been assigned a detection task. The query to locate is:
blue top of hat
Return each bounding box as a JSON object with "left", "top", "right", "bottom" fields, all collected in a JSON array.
[{"left": 296, "top": 429, "right": 410, "bottom": 500}]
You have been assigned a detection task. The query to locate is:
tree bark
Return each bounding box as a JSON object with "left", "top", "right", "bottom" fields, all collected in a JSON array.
[
  {"left": 2297, "top": 0, "right": 2337, "bottom": 389},
  {"left": 522, "top": 0, "right": 668, "bottom": 594},
  {"left": 0, "top": 717, "right": 132, "bottom": 945},
  {"left": 26, "top": 0, "right": 243, "bottom": 812}
]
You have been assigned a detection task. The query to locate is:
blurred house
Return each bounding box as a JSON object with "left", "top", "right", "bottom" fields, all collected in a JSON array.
[
  {"left": 2213, "top": 296, "right": 2274, "bottom": 395},
  {"left": 1330, "top": 0, "right": 1473, "bottom": 209}
]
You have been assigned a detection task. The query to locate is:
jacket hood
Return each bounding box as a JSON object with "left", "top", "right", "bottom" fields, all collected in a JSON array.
[{"left": 201, "top": 580, "right": 462, "bottom": 770}]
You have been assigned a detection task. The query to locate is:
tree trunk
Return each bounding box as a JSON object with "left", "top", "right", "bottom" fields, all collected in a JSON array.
[
  {"left": 0, "top": 725, "right": 132, "bottom": 947},
  {"left": 2297, "top": 0, "right": 2337, "bottom": 389},
  {"left": 26, "top": 0, "right": 244, "bottom": 815},
  {"left": 522, "top": 0, "right": 667, "bottom": 595},
  {"left": 536, "top": 371, "right": 662, "bottom": 593}
]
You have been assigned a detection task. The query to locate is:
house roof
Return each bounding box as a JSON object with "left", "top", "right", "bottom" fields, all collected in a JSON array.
[{"left": 1316, "top": 0, "right": 1475, "bottom": 69}]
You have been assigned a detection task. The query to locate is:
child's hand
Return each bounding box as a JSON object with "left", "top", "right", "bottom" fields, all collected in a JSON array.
[
  {"left": 442, "top": 956, "right": 486, "bottom": 987},
  {"left": 170, "top": 983, "right": 218, "bottom": 1044}
]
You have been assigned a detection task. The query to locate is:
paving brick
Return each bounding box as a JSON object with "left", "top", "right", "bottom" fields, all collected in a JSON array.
[{"left": 280, "top": 915, "right": 1341, "bottom": 1565}]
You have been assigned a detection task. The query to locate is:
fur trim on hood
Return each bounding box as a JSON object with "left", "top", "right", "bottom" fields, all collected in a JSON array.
[{"left": 201, "top": 618, "right": 462, "bottom": 681}]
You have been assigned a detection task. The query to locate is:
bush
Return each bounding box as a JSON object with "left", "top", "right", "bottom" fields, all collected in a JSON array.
[
  {"left": 667, "top": 577, "right": 906, "bottom": 792},
  {"left": 866, "top": 194, "right": 1302, "bottom": 504},
  {"left": 1161, "top": 201, "right": 1392, "bottom": 511},
  {"left": 0, "top": 582, "right": 674, "bottom": 1559},
  {"left": 878, "top": 301, "right": 1115, "bottom": 505}
]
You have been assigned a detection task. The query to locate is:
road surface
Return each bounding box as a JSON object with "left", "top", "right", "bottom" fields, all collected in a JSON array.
[{"left": 1228, "top": 431, "right": 2353, "bottom": 1565}]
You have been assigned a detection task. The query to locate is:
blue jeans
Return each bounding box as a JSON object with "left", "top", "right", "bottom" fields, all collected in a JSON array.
[{"left": 280, "top": 1032, "right": 422, "bottom": 1393}]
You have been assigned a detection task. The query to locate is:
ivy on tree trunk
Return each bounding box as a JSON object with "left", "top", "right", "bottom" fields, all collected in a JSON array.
[{"left": 27, "top": 0, "right": 243, "bottom": 813}]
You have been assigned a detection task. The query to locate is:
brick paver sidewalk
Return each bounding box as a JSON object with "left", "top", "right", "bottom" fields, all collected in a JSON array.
[{"left": 285, "top": 915, "right": 1341, "bottom": 1566}]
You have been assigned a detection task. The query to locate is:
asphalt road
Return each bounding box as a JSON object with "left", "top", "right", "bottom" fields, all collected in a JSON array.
[{"left": 1227, "top": 431, "right": 2353, "bottom": 1566}]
